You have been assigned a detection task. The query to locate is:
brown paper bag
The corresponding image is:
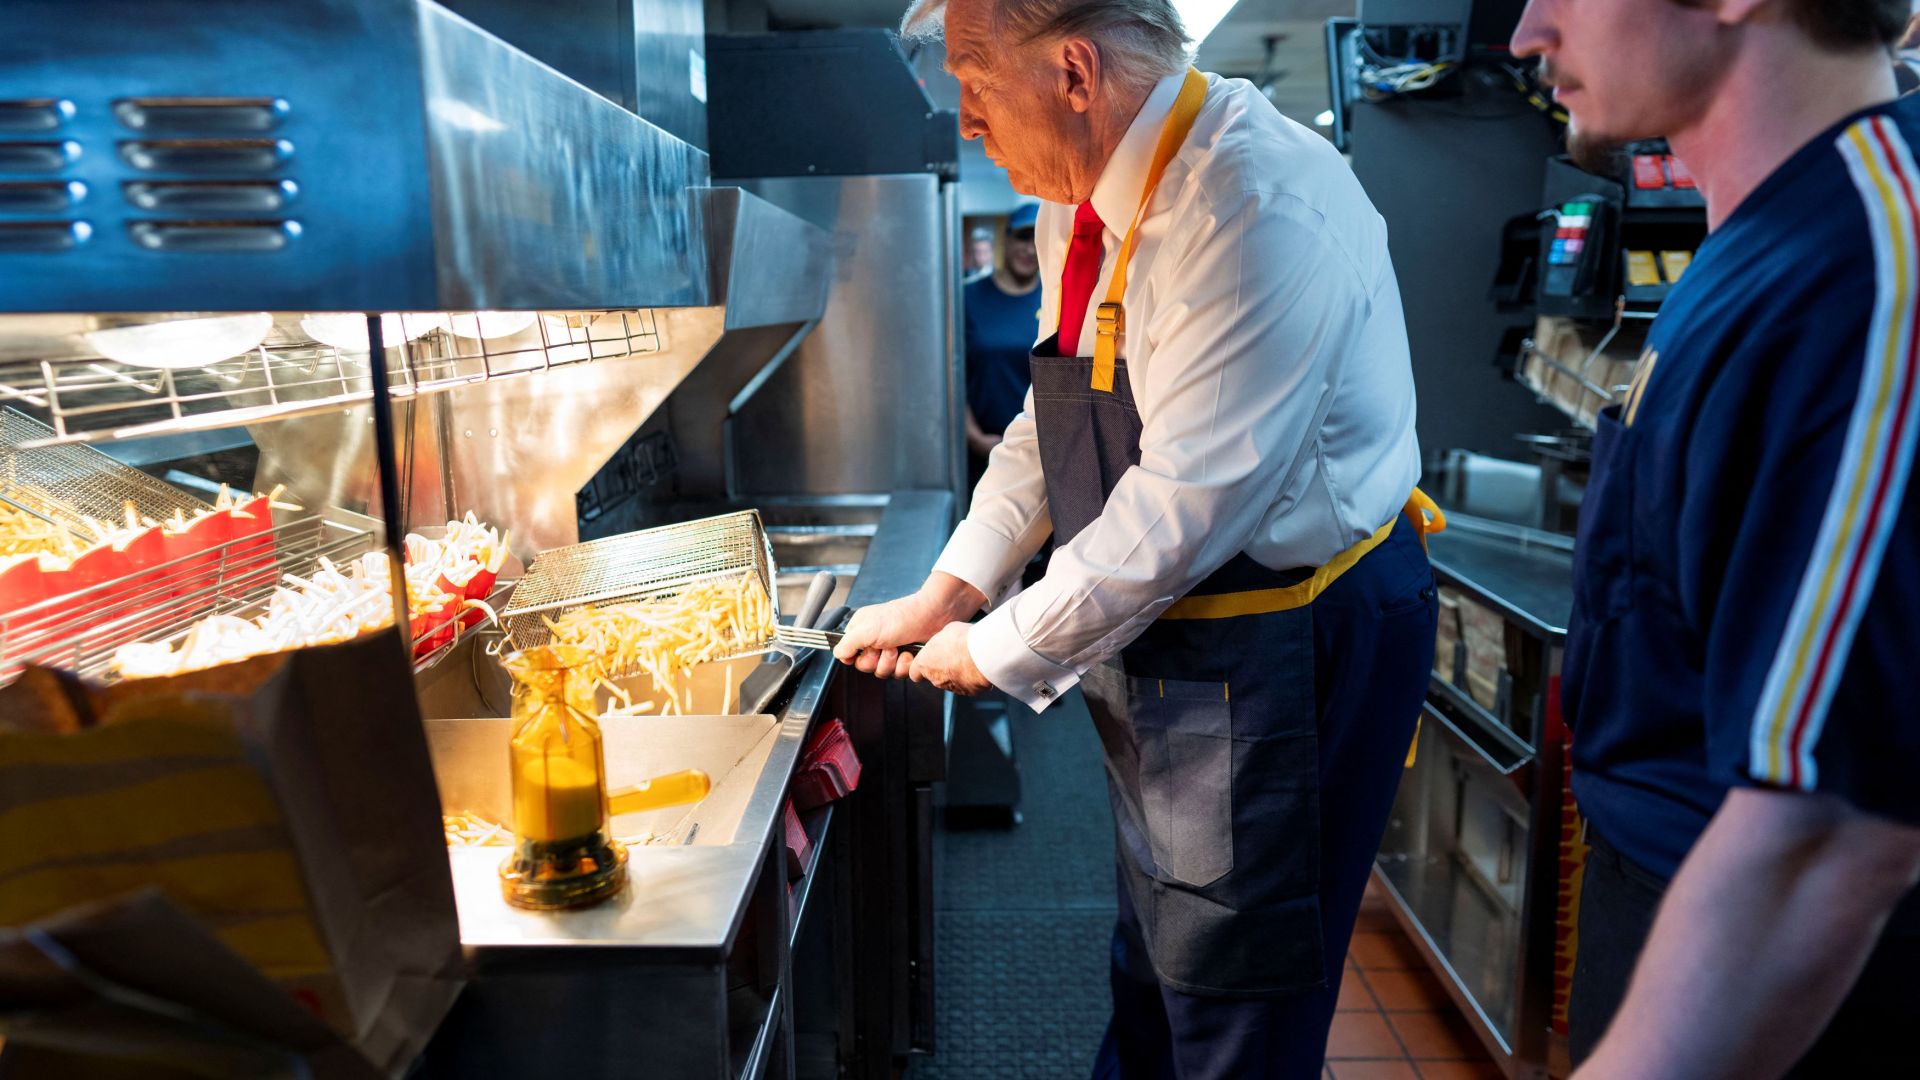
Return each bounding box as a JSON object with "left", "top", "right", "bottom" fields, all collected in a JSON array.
[
  {"left": 0, "top": 890, "right": 379, "bottom": 1079},
  {"left": 0, "top": 629, "right": 462, "bottom": 1075}
]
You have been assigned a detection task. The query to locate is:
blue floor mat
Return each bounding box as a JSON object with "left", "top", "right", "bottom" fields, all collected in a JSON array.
[{"left": 911, "top": 691, "right": 1118, "bottom": 1080}]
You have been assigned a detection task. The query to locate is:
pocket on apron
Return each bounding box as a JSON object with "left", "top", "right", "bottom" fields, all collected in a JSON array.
[{"left": 1131, "top": 676, "right": 1234, "bottom": 888}]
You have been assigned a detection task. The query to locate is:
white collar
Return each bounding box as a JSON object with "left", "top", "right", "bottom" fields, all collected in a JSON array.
[{"left": 1087, "top": 70, "right": 1188, "bottom": 235}]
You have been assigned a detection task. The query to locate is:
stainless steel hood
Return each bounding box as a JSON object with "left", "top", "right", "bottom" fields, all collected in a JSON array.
[{"left": 0, "top": 0, "right": 723, "bottom": 312}]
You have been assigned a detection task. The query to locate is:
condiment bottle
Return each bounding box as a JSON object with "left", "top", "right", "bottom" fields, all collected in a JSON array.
[{"left": 498, "top": 644, "right": 627, "bottom": 909}]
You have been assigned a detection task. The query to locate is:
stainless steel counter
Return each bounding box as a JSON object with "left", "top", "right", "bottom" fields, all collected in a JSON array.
[
  {"left": 414, "top": 490, "right": 955, "bottom": 1079},
  {"left": 1424, "top": 515, "right": 1575, "bottom": 641},
  {"left": 1377, "top": 509, "right": 1578, "bottom": 1080},
  {"left": 429, "top": 703, "right": 812, "bottom": 960}
]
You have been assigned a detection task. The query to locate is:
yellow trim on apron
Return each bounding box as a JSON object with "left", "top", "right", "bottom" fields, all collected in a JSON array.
[
  {"left": 1160, "top": 489, "right": 1446, "bottom": 620},
  {"left": 1070, "top": 68, "right": 1449, "bottom": 624},
  {"left": 1088, "top": 67, "right": 1209, "bottom": 394}
]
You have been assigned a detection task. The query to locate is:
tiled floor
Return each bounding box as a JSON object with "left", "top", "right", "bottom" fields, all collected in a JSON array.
[{"left": 1325, "top": 883, "right": 1503, "bottom": 1080}]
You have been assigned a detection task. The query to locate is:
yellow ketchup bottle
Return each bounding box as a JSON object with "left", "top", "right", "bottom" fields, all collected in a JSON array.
[{"left": 498, "top": 644, "right": 628, "bottom": 910}]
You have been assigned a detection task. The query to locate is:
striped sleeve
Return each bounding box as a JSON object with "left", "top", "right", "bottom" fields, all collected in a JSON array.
[{"left": 1734, "top": 116, "right": 1920, "bottom": 801}]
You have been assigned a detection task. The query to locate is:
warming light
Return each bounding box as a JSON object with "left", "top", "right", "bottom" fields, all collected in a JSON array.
[
  {"left": 300, "top": 313, "right": 451, "bottom": 352},
  {"left": 86, "top": 313, "right": 273, "bottom": 370},
  {"left": 470, "top": 311, "right": 539, "bottom": 340}
]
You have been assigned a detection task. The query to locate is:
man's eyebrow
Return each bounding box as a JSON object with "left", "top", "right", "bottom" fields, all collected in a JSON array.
[{"left": 946, "top": 49, "right": 982, "bottom": 74}]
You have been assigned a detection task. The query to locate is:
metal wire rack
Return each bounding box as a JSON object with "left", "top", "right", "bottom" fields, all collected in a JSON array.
[
  {"left": 1517, "top": 300, "right": 1656, "bottom": 430},
  {"left": 0, "top": 408, "right": 210, "bottom": 539},
  {"left": 501, "top": 510, "right": 778, "bottom": 655},
  {"left": 410, "top": 577, "right": 516, "bottom": 673},
  {"left": 1, "top": 512, "right": 376, "bottom": 680},
  {"left": 0, "top": 309, "right": 664, "bottom": 447}
]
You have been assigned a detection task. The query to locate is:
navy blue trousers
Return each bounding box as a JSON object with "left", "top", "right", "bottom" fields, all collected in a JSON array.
[{"left": 1090, "top": 524, "right": 1436, "bottom": 1079}]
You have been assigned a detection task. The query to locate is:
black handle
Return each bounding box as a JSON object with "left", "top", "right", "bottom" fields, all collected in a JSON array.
[{"left": 795, "top": 572, "right": 837, "bottom": 631}]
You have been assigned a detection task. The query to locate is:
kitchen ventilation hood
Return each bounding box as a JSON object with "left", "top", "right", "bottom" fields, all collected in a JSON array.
[{"left": 0, "top": 0, "right": 776, "bottom": 314}]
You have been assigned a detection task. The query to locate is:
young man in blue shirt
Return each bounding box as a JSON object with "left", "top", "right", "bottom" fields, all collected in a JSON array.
[{"left": 1513, "top": 0, "right": 1920, "bottom": 1075}]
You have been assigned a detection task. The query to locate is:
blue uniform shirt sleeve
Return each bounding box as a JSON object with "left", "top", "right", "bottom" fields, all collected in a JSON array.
[{"left": 1695, "top": 309, "right": 1920, "bottom": 825}]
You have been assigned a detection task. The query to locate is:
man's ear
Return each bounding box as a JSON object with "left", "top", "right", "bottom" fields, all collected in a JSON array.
[{"left": 1058, "top": 37, "right": 1101, "bottom": 114}]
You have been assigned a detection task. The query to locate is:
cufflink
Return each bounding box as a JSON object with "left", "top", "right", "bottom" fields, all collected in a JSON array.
[{"left": 1036, "top": 684, "right": 1056, "bottom": 699}]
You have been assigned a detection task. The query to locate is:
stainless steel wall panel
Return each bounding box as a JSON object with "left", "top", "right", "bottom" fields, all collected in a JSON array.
[
  {"left": 418, "top": 1, "right": 710, "bottom": 310},
  {"left": 704, "top": 188, "right": 833, "bottom": 330},
  {"left": 432, "top": 305, "right": 724, "bottom": 554},
  {"left": 732, "top": 175, "right": 961, "bottom": 499}
]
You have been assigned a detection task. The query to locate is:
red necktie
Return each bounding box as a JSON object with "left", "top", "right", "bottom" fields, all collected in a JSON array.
[{"left": 1057, "top": 201, "right": 1106, "bottom": 356}]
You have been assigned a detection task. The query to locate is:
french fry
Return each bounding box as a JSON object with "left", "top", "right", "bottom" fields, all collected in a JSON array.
[{"left": 543, "top": 573, "right": 777, "bottom": 704}]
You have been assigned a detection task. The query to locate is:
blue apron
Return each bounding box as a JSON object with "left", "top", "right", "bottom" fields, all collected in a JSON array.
[
  {"left": 1030, "top": 66, "right": 1438, "bottom": 1077},
  {"left": 1029, "top": 341, "right": 1436, "bottom": 1002}
]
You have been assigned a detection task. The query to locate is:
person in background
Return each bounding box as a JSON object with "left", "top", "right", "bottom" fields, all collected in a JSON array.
[
  {"left": 966, "top": 224, "right": 997, "bottom": 280},
  {"left": 1511, "top": 0, "right": 1920, "bottom": 1076},
  {"left": 964, "top": 202, "right": 1043, "bottom": 485}
]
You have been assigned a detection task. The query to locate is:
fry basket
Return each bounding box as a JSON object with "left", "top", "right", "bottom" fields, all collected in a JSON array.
[{"left": 500, "top": 510, "right": 779, "bottom": 664}]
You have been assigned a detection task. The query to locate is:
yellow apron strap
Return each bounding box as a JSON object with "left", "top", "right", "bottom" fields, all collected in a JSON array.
[
  {"left": 1091, "top": 67, "right": 1208, "bottom": 393},
  {"left": 1403, "top": 486, "right": 1446, "bottom": 552},
  {"left": 1161, "top": 487, "right": 1446, "bottom": 620},
  {"left": 1401, "top": 487, "right": 1441, "bottom": 768}
]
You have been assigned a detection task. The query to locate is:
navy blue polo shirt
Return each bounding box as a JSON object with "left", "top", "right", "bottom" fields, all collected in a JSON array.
[
  {"left": 1566, "top": 96, "right": 1920, "bottom": 882},
  {"left": 963, "top": 273, "right": 1043, "bottom": 436}
]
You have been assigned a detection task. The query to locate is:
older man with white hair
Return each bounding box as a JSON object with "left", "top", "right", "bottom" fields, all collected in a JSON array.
[{"left": 835, "top": 1, "right": 1441, "bottom": 1074}]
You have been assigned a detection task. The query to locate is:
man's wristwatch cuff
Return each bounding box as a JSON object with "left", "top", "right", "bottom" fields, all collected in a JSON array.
[{"left": 969, "top": 603, "right": 1081, "bottom": 713}]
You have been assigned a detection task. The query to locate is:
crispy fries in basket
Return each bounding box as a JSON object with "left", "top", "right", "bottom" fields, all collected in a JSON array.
[{"left": 543, "top": 572, "right": 776, "bottom": 711}]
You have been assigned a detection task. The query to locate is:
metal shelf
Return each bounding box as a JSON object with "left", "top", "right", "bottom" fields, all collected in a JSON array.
[
  {"left": 0, "top": 310, "right": 664, "bottom": 447},
  {"left": 1517, "top": 299, "right": 1657, "bottom": 431},
  {"left": 1, "top": 512, "right": 377, "bottom": 679}
]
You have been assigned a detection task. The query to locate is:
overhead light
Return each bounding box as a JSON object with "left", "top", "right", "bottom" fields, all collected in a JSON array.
[
  {"left": 1315, "top": 109, "right": 1336, "bottom": 127},
  {"left": 301, "top": 313, "right": 450, "bottom": 352},
  {"left": 469, "top": 311, "right": 539, "bottom": 341},
  {"left": 87, "top": 313, "right": 273, "bottom": 370},
  {"left": 1175, "top": 0, "right": 1240, "bottom": 45}
]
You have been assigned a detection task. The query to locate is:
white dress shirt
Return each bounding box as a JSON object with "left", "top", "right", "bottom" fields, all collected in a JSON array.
[{"left": 935, "top": 70, "right": 1421, "bottom": 712}]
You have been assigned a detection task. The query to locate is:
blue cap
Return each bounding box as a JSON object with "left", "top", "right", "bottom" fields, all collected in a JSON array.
[{"left": 1006, "top": 202, "right": 1039, "bottom": 232}]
